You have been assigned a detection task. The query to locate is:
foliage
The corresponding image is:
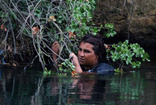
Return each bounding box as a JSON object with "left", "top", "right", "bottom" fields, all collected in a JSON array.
[
  {"left": 106, "top": 39, "right": 150, "bottom": 70},
  {"left": 104, "top": 23, "right": 117, "bottom": 38},
  {"left": 43, "top": 67, "right": 51, "bottom": 75},
  {"left": 0, "top": 0, "right": 150, "bottom": 74},
  {"left": 66, "top": 0, "right": 97, "bottom": 36},
  {"left": 104, "top": 23, "right": 150, "bottom": 71},
  {"left": 58, "top": 57, "right": 75, "bottom": 75}
]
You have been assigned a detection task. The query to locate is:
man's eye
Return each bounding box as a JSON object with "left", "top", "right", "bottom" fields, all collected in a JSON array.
[{"left": 84, "top": 50, "right": 90, "bottom": 53}]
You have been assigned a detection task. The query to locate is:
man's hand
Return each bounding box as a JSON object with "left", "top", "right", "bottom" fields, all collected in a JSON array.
[
  {"left": 70, "top": 53, "right": 83, "bottom": 73},
  {"left": 51, "top": 41, "right": 60, "bottom": 62},
  {"left": 69, "top": 53, "right": 79, "bottom": 66}
]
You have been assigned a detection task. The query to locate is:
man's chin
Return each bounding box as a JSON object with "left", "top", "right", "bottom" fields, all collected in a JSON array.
[
  {"left": 80, "top": 63, "right": 84, "bottom": 66},
  {"left": 79, "top": 62, "right": 85, "bottom": 66},
  {"left": 80, "top": 63, "right": 90, "bottom": 67}
]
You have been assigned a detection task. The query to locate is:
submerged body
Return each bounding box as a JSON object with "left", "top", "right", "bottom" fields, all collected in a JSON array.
[{"left": 87, "top": 63, "right": 114, "bottom": 74}]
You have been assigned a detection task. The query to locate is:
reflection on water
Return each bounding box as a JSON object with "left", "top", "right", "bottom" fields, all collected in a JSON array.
[{"left": 0, "top": 65, "right": 156, "bottom": 105}]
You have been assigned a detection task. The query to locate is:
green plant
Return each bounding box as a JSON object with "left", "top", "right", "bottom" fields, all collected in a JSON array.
[
  {"left": 103, "top": 23, "right": 150, "bottom": 72},
  {"left": 107, "top": 40, "right": 150, "bottom": 70},
  {"left": 66, "top": 0, "right": 97, "bottom": 37},
  {"left": 43, "top": 67, "right": 51, "bottom": 75},
  {"left": 59, "top": 57, "right": 75, "bottom": 75},
  {"left": 104, "top": 23, "right": 117, "bottom": 38}
]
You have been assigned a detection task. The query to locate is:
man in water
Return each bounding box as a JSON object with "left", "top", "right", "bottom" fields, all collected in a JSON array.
[{"left": 52, "top": 34, "right": 114, "bottom": 74}]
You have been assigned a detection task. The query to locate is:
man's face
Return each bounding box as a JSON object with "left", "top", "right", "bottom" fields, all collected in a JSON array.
[{"left": 78, "top": 42, "right": 98, "bottom": 68}]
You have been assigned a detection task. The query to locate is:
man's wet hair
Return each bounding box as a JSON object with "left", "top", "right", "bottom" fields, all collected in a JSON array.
[{"left": 80, "top": 34, "right": 107, "bottom": 63}]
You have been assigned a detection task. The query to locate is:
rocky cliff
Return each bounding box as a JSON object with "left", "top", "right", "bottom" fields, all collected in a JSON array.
[{"left": 93, "top": 0, "right": 156, "bottom": 50}]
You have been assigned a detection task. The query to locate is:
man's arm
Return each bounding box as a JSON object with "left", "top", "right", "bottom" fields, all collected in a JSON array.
[{"left": 51, "top": 42, "right": 83, "bottom": 73}]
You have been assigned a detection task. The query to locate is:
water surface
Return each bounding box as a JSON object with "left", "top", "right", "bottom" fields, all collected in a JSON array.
[{"left": 0, "top": 53, "right": 156, "bottom": 105}]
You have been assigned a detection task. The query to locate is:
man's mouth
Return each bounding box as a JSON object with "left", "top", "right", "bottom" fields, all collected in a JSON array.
[{"left": 79, "top": 58, "right": 85, "bottom": 63}]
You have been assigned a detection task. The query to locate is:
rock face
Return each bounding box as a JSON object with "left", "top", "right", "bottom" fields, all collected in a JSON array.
[{"left": 93, "top": 0, "right": 156, "bottom": 50}]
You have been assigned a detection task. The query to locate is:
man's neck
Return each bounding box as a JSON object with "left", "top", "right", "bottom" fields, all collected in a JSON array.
[
  {"left": 85, "top": 66, "right": 93, "bottom": 71},
  {"left": 84, "top": 63, "right": 99, "bottom": 71}
]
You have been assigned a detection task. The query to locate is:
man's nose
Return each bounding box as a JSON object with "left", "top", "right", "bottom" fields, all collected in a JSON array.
[{"left": 79, "top": 51, "right": 84, "bottom": 57}]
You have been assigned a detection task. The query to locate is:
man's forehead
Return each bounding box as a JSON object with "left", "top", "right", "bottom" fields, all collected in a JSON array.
[{"left": 79, "top": 42, "right": 94, "bottom": 50}]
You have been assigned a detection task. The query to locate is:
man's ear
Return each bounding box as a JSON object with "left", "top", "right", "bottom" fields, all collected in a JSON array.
[{"left": 96, "top": 55, "right": 99, "bottom": 61}]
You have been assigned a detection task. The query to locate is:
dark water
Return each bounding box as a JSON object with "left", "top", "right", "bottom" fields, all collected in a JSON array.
[{"left": 0, "top": 53, "right": 156, "bottom": 105}]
